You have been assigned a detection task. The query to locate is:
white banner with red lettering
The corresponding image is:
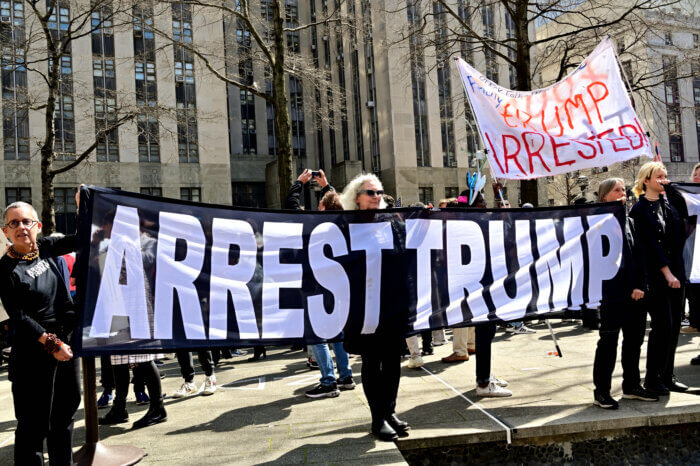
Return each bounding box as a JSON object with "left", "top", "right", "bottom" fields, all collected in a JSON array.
[{"left": 456, "top": 37, "right": 652, "bottom": 180}]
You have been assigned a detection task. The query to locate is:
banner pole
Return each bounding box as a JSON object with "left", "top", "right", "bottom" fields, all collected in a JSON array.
[
  {"left": 454, "top": 57, "right": 490, "bottom": 155},
  {"left": 74, "top": 357, "right": 145, "bottom": 466}
]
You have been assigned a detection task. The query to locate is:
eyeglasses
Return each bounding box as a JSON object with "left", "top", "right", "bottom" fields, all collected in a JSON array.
[
  {"left": 4, "top": 218, "right": 39, "bottom": 229},
  {"left": 359, "top": 189, "right": 384, "bottom": 197}
]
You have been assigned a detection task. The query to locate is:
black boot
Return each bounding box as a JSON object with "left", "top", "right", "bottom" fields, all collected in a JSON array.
[
  {"left": 99, "top": 408, "right": 129, "bottom": 425},
  {"left": 249, "top": 346, "right": 266, "bottom": 361},
  {"left": 371, "top": 420, "right": 398, "bottom": 441},
  {"left": 132, "top": 406, "right": 167, "bottom": 429},
  {"left": 387, "top": 414, "right": 410, "bottom": 436}
]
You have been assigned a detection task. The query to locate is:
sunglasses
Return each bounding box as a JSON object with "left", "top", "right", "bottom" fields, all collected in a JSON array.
[
  {"left": 359, "top": 189, "right": 384, "bottom": 197},
  {"left": 4, "top": 218, "right": 39, "bottom": 229}
]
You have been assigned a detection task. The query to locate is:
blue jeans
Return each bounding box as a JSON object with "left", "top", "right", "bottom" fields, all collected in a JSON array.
[{"left": 311, "top": 343, "right": 352, "bottom": 386}]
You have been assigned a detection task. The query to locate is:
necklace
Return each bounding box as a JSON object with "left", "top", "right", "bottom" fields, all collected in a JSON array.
[{"left": 7, "top": 245, "right": 39, "bottom": 261}]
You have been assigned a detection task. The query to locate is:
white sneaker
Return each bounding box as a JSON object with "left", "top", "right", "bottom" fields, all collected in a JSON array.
[
  {"left": 489, "top": 375, "right": 509, "bottom": 387},
  {"left": 407, "top": 355, "right": 424, "bottom": 369},
  {"left": 172, "top": 381, "right": 198, "bottom": 398},
  {"left": 512, "top": 325, "right": 536, "bottom": 334},
  {"left": 202, "top": 375, "right": 217, "bottom": 396},
  {"left": 476, "top": 381, "right": 512, "bottom": 397}
]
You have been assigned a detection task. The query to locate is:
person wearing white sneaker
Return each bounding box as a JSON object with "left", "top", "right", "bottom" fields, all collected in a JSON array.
[
  {"left": 202, "top": 375, "right": 217, "bottom": 396},
  {"left": 476, "top": 381, "right": 512, "bottom": 397},
  {"left": 174, "top": 350, "right": 216, "bottom": 398},
  {"left": 172, "top": 381, "right": 198, "bottom": 398},
  {"left": 405, "top": 335, "right": 425, "bottom": 369}
]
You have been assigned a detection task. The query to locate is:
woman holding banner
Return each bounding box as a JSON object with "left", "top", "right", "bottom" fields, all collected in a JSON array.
[
  {"left": 341, "top": 173, "right": 410, "bottom": 441},
  {"left": 630, "top": 162, "right": 688, "bottom": 396},
  {"left": 0, "top": 193, "right": 81, "bottom": 465},
  {"left": 592, "top": 178, "right": 657, "bottom": 409}
]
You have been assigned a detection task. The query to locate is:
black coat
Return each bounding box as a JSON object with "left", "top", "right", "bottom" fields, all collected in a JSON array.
[{"left": 629, "top": 195, "right": 685, "bottom": 287}]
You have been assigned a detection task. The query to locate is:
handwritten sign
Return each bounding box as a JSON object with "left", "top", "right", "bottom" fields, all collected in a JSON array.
[{"left": 456, "top": 38, "right": 652, "bottom": 180}]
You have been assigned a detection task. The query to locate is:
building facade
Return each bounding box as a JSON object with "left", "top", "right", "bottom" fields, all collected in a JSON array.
[
  {"left": 1, "top": 0, "right": 531, "bottom": 230},
  {"left": 536, "top": 1, "right": 700, "bottom": 204}
]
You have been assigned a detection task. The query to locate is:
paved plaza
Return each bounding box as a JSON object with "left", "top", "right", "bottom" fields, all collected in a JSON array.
[{"left": 0, "top": 320, "right": 699, "bottom": 464}]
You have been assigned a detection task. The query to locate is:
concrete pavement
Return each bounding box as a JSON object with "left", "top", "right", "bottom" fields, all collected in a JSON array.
[{"left": 0, "top": 320, "right": 698, "bottom": 464}]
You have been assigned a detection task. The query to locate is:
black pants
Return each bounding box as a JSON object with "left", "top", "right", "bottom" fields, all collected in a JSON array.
[
  {"left": 112, "top": 361, "right": 162, "bottom": 412},
  {"left": 360, "top": 349, "right": 401, "bottom": 428},
  {"left": 100, "top": 355, "right": 114, "bottom": 391},
  {"left": 176, "top": 350, "right": 214, "bottom": 382},
  {"left": 12, "top": 353, "right": 81, "bottom": 466},
  {"left": 475, "top": 323, "right": 496, "bottom": 385},
  {"left": 593, "top": 299, "right": 646, "bottom": 394},
  {"left": 645, "top": 286, "right": 684, "bottom": 385}
]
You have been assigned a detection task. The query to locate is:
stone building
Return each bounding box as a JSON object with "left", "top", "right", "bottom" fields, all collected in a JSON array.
[
  {"left": 1, "top": 0, "right": 533, "bottom": 231},
  {"left": 536, "top": 1, "right": 700, "bottom": 204}
]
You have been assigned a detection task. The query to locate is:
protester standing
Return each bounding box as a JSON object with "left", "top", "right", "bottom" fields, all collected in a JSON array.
[
  {"left": 630, "top": 162, "right": 688, "bottom": 395},
  {"left": 592, "top": 178, "right": 658, "bottom": 409},
  {"left": 0, "top": 197, "right": 81, "bottom": 465},
  {"left": 681, "top": 162, "right": 700, "bottom": 334},
  {"left": 341, "top": 174, "right": 410, "bottom": 441}
]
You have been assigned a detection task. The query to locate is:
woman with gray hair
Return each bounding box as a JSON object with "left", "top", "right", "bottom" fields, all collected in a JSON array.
[
  {"left": 339, "top": 173, "right": 387, "bottom": 211},
  {"left": 341, "top": 173, "right": 409, "bottom": 441},
  {"left": 1, "top": 195, "right": 81, "bottom": 464}
]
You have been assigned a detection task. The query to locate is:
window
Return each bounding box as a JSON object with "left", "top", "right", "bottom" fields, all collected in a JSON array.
[
  {"left": 5, "top": 187, "right": 31, "bottom": 205},
  {"left": 232, "top": 182, "right": 266, "bottom": 208},
  {"left": 54, "top": 187, "right": 76, "bottom": 234},
  {"left": 407, "top": 0, "right": 430, "bottom": 167},
  {"left": 173, "top": 3, "right": 198, "bottom": 162},
  {"left": 418, "top": 187, "right": 434, "bottom": 206},
  {"left": 663, "top": 55, "right": 683, "bottom": 162},
  {"left": 664, "top": 32, "right": 672, "bottom": 46},
  {"left": 92, "top": 1, "right": 118, "bottom": 162},
  {"left": 445, "top": 187, "right": 459, "bottom": 199},
  {"left": 362, "top": 0, "right": 380, "bottom": 173},
  {"left": 140, "top": 187, "right": 162, "bottom": 197},
  {"left": 2, "top": 0, "right": 29, "bottom": 160},
  {"left": 180, "top": 187, "right": 200, "bottom": 202}
]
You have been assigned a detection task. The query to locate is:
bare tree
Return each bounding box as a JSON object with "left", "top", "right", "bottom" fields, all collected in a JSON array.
[
  {"left": 390, "top": 0, "right": 681, "bottom": 206},
  {"left": 1, "top": 0, "right": 140, "bottom": 232},
  {"left": 150, "top": 0, "right": 346, "bottom": 205}
]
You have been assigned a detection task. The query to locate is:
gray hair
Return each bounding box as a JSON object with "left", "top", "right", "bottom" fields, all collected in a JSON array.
[
  {"left": 4, "top": 202, "right": 39, "bottom": 223},
  {"left": 597, "top": 178, "right": 625, "bottom": 203},
  {"left": 340, "top": 173, "right": 387, "bottom": 210}
]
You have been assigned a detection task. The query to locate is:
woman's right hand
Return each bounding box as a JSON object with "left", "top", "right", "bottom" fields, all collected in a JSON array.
[
  {"left": 53, "top": 344, "right": 73, "bottom": 361},
  {"left": 665, "top": 273, "right": 681, "bottom": 289}
]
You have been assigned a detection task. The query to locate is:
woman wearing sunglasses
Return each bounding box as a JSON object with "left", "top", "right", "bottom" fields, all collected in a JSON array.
[
  {"left": 0, "top": 190, "right": 82, "bottom": 465},
  {"left": 340, "top": 174, "right": 410, "bottom": 441}
]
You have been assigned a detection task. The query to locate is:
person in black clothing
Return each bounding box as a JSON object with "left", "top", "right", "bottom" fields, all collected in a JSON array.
[
  {"left": 0, "top": 198, "right": 81, "bottom": 465},
  {"left": 630, "top": 162, "right": 689, "bottom": 396},
  {"left": 340, "top": 173, "right": 410, "bottom": 442},
  {"left": 592, "top": 178, "right": 658, "bottom": 409}
]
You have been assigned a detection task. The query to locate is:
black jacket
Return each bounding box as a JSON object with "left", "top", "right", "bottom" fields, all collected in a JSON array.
[
  {"left": 629, "top": 194, "right": 685, "bottom": 287},
  {"left": 284, "top": 180, "right": 334, "bottom": 210}
]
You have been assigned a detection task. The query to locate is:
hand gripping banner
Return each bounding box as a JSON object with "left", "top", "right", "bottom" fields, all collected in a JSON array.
[
  {"left": 456, "top": 37, "right": 652, "bottom": 180},
  {"left": 74, "top": 187, "right": 628, "bottom": 355}
]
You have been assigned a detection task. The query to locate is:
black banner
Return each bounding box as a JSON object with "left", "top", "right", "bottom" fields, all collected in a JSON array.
[{"left": 74, "top": 187, "right": 628, "bottom": 355}]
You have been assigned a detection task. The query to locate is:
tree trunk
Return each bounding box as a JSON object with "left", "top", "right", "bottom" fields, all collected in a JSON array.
[
  {"left": 272, "top": 0, "right": 293, "bottom": 205},
  {"left": 41, "top": 55, "right": 59, "bottom": 234},
  {"left": 513, "top": 0, "right": 538, "bottom": 206}
]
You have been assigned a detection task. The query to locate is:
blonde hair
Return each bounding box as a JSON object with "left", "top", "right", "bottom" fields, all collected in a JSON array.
[
  {"left": 633, "top": 161, "right": 666, "bottom": 197},
  {"left": 340, "top": 173, "right": 387, "bottom": 210},
  {"left": 691, "top": 163, "right": 700, "bottom": 181},
  {"left": 597, "top": 178, "right": 625, "bottom": 203}
]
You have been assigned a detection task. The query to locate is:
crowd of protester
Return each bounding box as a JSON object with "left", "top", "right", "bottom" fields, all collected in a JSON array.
[{"left": 1, "top": 160, "right": 699, "bottom": 464}]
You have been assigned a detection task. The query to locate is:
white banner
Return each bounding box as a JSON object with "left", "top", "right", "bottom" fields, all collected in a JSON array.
[{"left": 456, "top": 37, "right": 652, "bottom": 180}]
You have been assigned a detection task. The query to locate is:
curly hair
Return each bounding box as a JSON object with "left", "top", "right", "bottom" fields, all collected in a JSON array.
[
  {"left": 340, "top": 173, "right": 387, "bottom": 210},
  {"left": 632, "top": 161, "right": 666, "bottom": 197}
]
